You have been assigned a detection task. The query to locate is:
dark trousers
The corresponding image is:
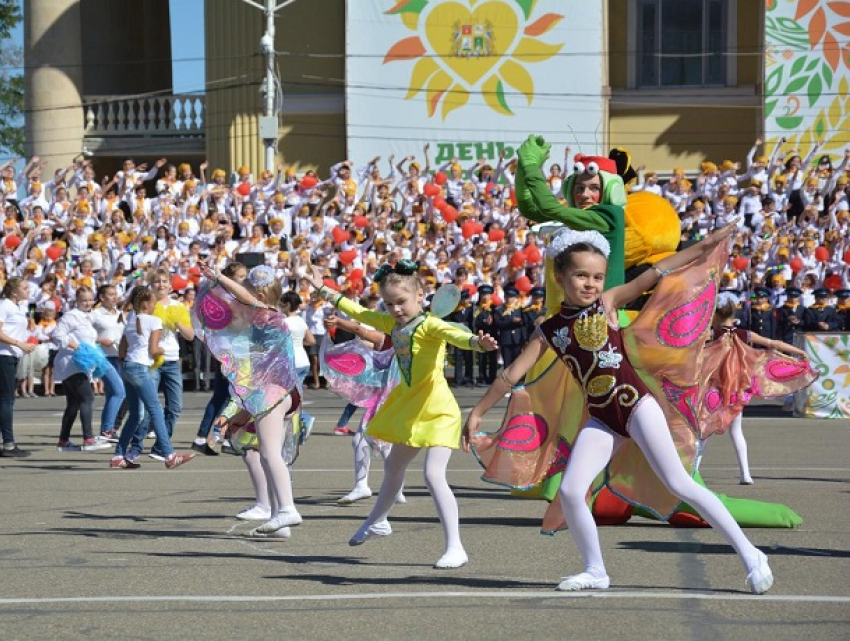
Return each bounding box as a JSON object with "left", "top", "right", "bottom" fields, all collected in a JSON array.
[
  {"left": 500, "top": 344, "right": 522, "bottom": 370},
  {"left": 197, "top": 369, "right": 231, "bottom": 438},
  {"left": 60, "top": 372, "right": 94, "bottom": 441},
  {"left": 454, "top": 347, "right": 473, "bottom": 384},
  {"left": 0, "top": 355, "right": 19, "bottom": 445},
  {"left": 478, "top": 351, "right": 497, "bottom": 384}
]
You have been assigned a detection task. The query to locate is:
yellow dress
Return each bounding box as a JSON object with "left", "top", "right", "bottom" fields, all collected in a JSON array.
[{"left": 336, "top": 297, "right": 479, "bottom": 449}]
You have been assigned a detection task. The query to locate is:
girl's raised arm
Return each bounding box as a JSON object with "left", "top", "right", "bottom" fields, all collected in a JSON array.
[{"left": 462, "top": 334, "right": 548, "bottom": 452}]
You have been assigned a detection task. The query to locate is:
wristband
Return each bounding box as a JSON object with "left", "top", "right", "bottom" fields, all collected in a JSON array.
[{"left": 652, "top": 265, "right": 671, "bottom": 279}]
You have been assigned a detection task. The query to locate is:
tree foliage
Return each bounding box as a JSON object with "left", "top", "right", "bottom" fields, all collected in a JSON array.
[{"left": 0, "top": 0, "right": 23, "bottom": 157}]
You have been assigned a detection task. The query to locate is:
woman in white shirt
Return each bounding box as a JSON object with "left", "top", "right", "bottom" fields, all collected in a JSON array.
[
  {"left": 112, "top": 286, "right": 194, "bottom": 469},
  {"left": 133, "top": 269, "right": 194, "bottom": 460},
  {"left": 0, "top": 277, "right": 36, "bottom": 457},
  {"left": 51, "top": 286, "right": 111, "bottom": 451},
  {"left": 90, "top": 284, "right": 127, "bottom": 440}
]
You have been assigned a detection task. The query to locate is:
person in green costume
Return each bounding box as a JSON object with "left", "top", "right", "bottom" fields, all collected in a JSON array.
[{"left": 495, "top": 134, "right": 801, "bottom": 530}]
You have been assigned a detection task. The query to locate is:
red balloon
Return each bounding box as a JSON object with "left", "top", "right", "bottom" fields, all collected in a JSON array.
[
  {"left": 188, "top": 266, "right": 201, "bottom": 284},
  {"left": 441, "top": 206, "right": 458, "bottom": 223},
  {"left": 339, "top": 250, "right": 357, "bottom": 266},
  {"left": 300, "top": 175, "right": 318, "bottom": 189},
  {"left": 348, "top": 268, "right": 364, "bottom": 282},
  {"left": 732, "top": 256, "right": 749, "bottom": 271},
  {"left": 462, "top": 283, "right": 477, "bottom": 297},
  {"left": 461, "top": 222, "right": 477, "bottom": 239},
  {"left": 844, "top": 250, "right": 850, "bottom": 265},
  {"left": 488, "top": 229, "right": 505, "bottom": 242},
  {"left": 323, "top": 278, "right": 340, "bottom": 292},
  {"left": 510, "top": 251, "right": 527, "bottom": 268},
  {"left": 789, "top": 257, "right": 803, "bottom": 273},
  {"left": 473, "top": 222, "right": 485, "bottom": 234},
  {"left": 4, "top": 235, "right": 21, "bottom": 250},
  {"left": 423, "top": 183, "right": 441, "bottom": 197},
  {"left": 824, "top": 274, "right": 843, "bottom": 291},
  {"left": 236, "top": 182, "right": 251, "bottom": 197},
  {"left": 46, "top": 244, "right": 64, "bottom": 261},
  {"left": 332, "top": 227, "right": 349, "bottom": 245},
  {"left": 432, "top": 196, "right": 448, "bottom": 212},
  {"left": 171, "top": 274, "right": 188, "bottom": 291},
  {"left": 525, "top": 246, "right": 542, "bottom": 264},
  {"left": 515, "top": 276, "right": 532, "bottom": 293},
  {"left": 815, "top": 246, "right": 830, "bottom": 262},
  {"left": 354, "top": 215, "right": 369, "bottom": 228},
  {"left": 433, "top": 171, "right": 448, "bottom": 185}
]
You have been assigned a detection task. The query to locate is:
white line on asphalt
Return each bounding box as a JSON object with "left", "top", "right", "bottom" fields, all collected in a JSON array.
[{"left": 0, "top": 591, "right": 847, "bottom": 606}]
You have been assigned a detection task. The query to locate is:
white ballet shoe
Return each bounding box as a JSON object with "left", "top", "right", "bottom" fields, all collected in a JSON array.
[
  {"left": 395, "top": 492, "right": 407, "bottom": 504},
  {"left": 337, "top": 487, "right": 372, "bottom": 505},
  {"left": 434, "top": 548, "right": 468, "bottom": 569},
  {"left": 348, "top": 519, "right": 392, "bottom": 546},
  {"left": 255, "top": 509, "right": 303, "bottom": 533},
  {"left": 746, "top": 552, "right": 773, "bottom": 595},
  {"left": 245, "top": 526, "right": 291, "bottom": 540},
  {"left": 739, "top": 476, "right": 754, "bottom": 485},
  {"left": 556, "top": 572, "right": 610, "bottom": 591}
]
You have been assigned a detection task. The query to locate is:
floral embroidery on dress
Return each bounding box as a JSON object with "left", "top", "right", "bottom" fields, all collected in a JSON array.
[
  {"left": 552, "top": 327, "right": 572, "bottom": 352},
  {"left": 391, "top": 313, "right": 427, "bottom": 386},
  {"left": 597, "top": 344, "right": 623, "bottom": 369}
]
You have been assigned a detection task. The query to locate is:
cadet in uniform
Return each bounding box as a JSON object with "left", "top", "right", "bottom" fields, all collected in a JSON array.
[
  {"left": 747, "top": 286, "right": 776, "bottom": 340},
  {"left": 495, "top": 286, "right": 525, "bottom": 369},
  {"left": 803, "top": 288, "right": 840, "bottom": 332},
  {"left": 473, "top": 284, "right": 498, "bottom": 386}
]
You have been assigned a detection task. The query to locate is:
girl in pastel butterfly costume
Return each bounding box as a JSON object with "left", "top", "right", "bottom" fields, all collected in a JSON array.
[
  {"left": 306, "top": 262, "right": 498, "bottom": 569},
  {"left": 320, "top": 314, "right": 402, "bottom": 506},
  {"left": 464, "top": 226, "right": 774, "bottom": 595},
  {"left": 700, "top": 294, "right": 815, "bottom": 485},
  {"left": 195, "top": 263, "right": 303, "bottom": 537}
]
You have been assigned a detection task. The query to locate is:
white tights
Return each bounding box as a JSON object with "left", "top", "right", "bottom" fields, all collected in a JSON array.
[
  {"left": 254, "top": 398, "right": 295, "bottom": 515},
  {"left": 727, "top": 414, "right": 752, "bottom": 482},
  {"left": 558, "top": 398, "right": 762, "bottom": 579},
  {"left": 243, "top": 449, "right": 269, "bottom": 509},
  {"left": 351, "top": 423, "right": 395, "bottom": 491},
  {"left": 359, "top": 444, "right": 463, "bottom": 555}
]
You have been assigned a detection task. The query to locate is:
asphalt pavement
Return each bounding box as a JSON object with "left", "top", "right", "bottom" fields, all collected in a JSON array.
[{"left": 0, "top": 389, "right": 847, "bottom": 640}]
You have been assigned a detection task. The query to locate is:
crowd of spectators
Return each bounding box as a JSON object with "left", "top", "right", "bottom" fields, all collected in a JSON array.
[{"left": 0, "top": 136, "right": 848, "bottom": 396}]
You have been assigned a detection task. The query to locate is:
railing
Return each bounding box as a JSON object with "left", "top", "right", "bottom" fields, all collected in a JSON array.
[{"left": 83, "top": 94, "right": 205, "bottom": 137}]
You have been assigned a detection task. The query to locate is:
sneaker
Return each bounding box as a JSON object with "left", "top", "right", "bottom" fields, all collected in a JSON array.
[
  {"left": 556, "top": 572, "right": 610, "bottom": 592},
  {"left": 301, "top": 415, "right": 315, "bottom": 443},
  {"left": 746, "top": 552, "right": 773, "bottom": 595},
  {"left": 164, "top": 452, "right": 196, "bottom": 469},
  {"left": 82, "top": 438, "right": 112, "bottom": 451},
  {"left": 109, "top": 456, "right": 140, "bottom": 469},
  {"left": 191, "top": 440, "right": 219, "bottom": 456},
  {"left": 57, "top": 440, "right": 82, "bottom": 452},
  {"left": 0, "top": 446, "right": 31, "bottom": 458},
  {"left": 333, "top": 425, "right": 352, "bottom": 436},
  {"left": 146, "top": 431, "right": 156, "bottom": 439},
  {"left": 348, "top": 519, "right": 392, "bottom": 546},
  {"left": 221, "top": 439, "right": 237, "bottom": 455},
  {"left": 256, "top": 510, "right": 303, "bottom": 533},
  {"left": 100, "top": 431, "right": 119, "bottom": 443},
  {"left": 148, "top": 452, "right": 167, "bottom": 461},
  {"left": 125, "top": 448, "right": 142, "bottom": 463},
  {"left": 245, "top": 527, "right": 291, "bottom": 540},
  {"left": 739, "top": 476, "right": 755, "bottom": 485},
  {"left": 236, "top": 504, "right": 273, "bottom": 521},
  {"left": 337, "top": 487, "right": 372, "bottom": 505}
]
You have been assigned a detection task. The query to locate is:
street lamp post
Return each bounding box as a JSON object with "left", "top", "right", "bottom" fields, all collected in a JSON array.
[{"left": 239, "top": 0, "right": 298, "bottom": 172}]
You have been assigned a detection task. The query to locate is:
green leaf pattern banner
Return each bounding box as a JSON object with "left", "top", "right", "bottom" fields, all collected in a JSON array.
[
  {"left": 764, "top": 0, "right": 850, "bottom": 157},
  {"left": 794, "top": 333, "right": 850, "bottom": 419}
]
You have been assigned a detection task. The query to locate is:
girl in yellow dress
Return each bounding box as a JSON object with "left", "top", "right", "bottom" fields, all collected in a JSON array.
[{"left": 307, "top": 261, "right": 498, "bottom": 568}]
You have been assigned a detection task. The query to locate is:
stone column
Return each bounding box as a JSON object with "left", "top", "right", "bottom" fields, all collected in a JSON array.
[{"left": 24, "top": 0, "right": 84, "bottom": 168}]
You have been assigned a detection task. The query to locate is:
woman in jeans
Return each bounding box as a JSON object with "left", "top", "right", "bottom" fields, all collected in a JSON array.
[
  {"left": 51, "top": 286, "right": 114, "bottom": 452},
  {"left": 90, "top": 284, "right": 127, "bottom": 441},
  {"left": 111, "top": 287, "right": 194, "bottom": 469},
  {"left": 0, "top": 277, "right": 35, "bottom": 457},
  {"left": 132, "top": 269, "right": 194, "bottom": 460}
]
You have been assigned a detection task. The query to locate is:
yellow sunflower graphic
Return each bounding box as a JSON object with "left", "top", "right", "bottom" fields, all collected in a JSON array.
[{"left": 383, "top": 0, "right": 564, "bottom": 119}]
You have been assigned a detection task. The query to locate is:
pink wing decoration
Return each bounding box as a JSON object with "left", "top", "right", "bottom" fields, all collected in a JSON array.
[
  {"left": 325, "top": 352, "right": 368, "bottom": 377},
  {"left": 657, "top": 280, "right": 716, "bottom": 348}
]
